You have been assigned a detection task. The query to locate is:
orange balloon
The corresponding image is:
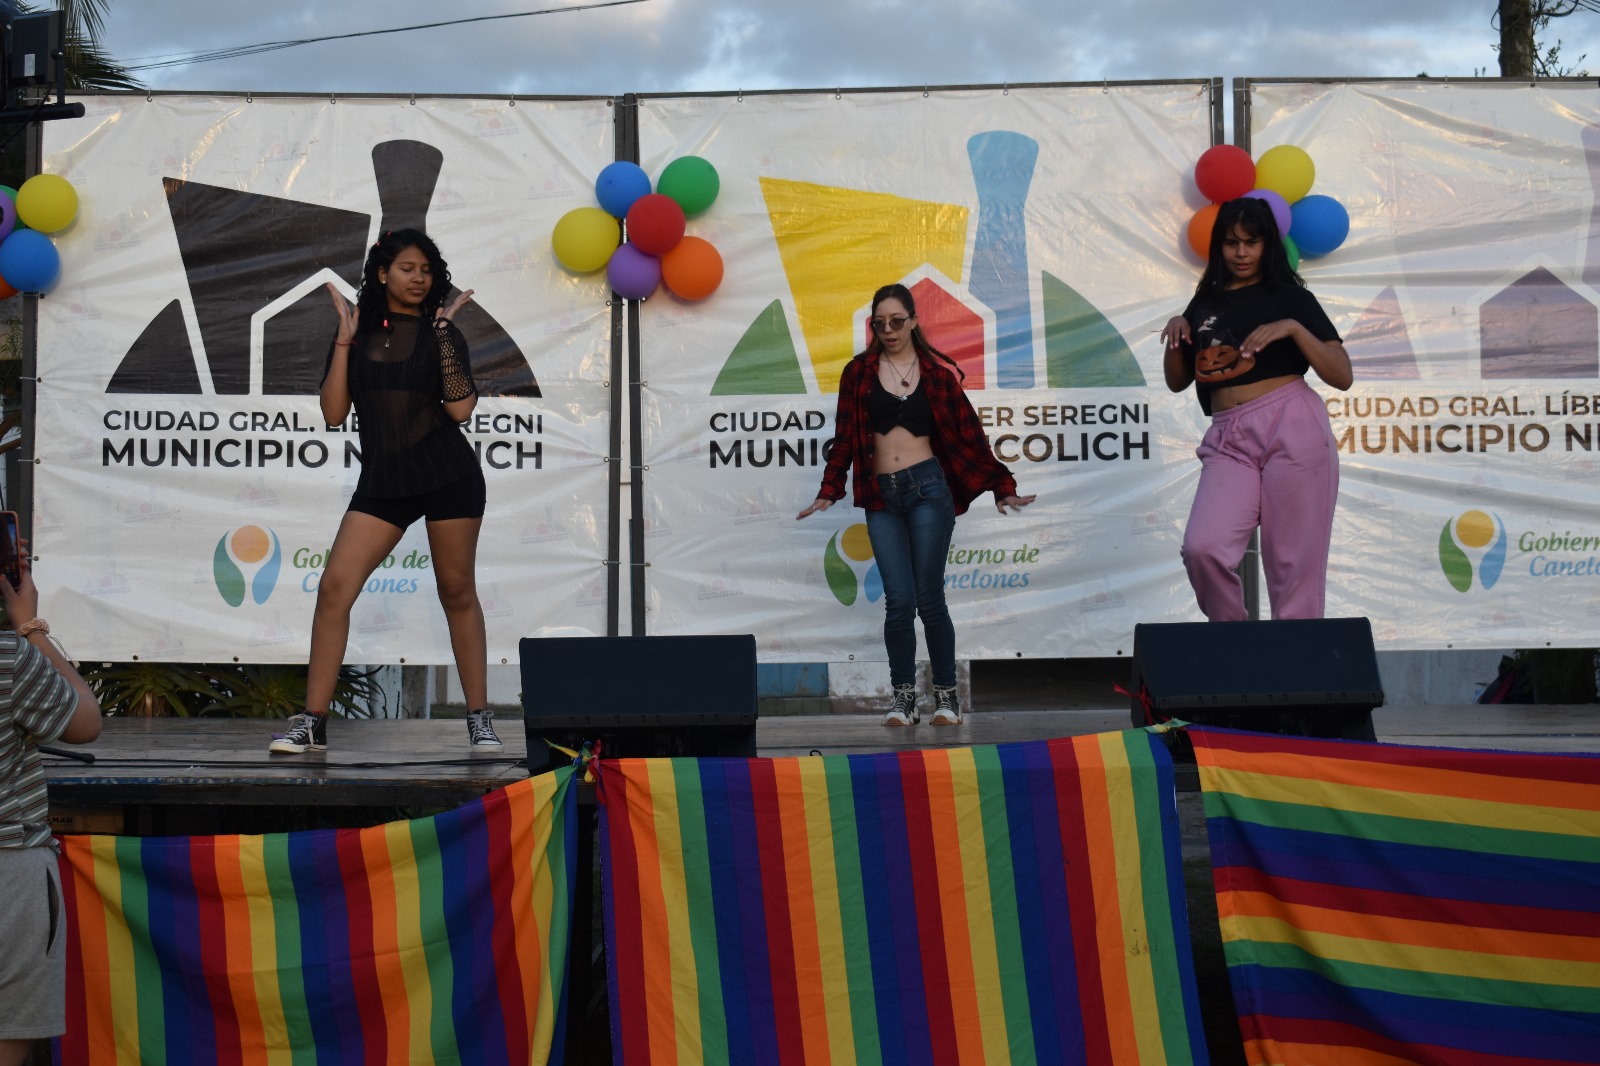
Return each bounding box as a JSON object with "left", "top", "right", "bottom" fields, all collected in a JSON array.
[
  {"left": 1186, "top": 202, "right": 1220, "bottom": 260},
  {"left": 0, "top": 274, "right": 15, "bottom": 300},
  {"left": 660, "top": 235, "right": 723, "bottom": 300}
]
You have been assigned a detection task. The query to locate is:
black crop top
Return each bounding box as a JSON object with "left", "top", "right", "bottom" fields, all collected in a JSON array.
[
  {"left": 1181, "top": 281, "right": 1340, "bottom": 415},
  {"left": 325, "top": 313, "right": 480, "bottom": 498},
  {"left": 867, "top": 376, "right": 934, "bottom": 437}
]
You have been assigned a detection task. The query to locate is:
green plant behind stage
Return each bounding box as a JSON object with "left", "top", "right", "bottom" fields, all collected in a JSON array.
[{"left": 82, "top": 661, "right": 388, "bottom": 718}]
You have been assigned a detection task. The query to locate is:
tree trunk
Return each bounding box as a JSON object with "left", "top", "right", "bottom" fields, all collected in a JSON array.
[
  {"left": 1500, "top": 0, "right": 1536, "bottom": 76},
  {"left": 400, "top": 664, "right": 431, "bottom": 719}
]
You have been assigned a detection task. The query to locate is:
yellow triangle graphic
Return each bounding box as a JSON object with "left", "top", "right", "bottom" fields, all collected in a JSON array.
[{"left": 761, "top": 177, "right": 968, "bottom": 392}]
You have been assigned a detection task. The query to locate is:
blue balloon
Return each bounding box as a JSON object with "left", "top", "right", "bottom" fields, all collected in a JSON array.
[
  {"left": 1288, "top": 194, "right": 1350, "bottom": 258},
  {"left": 594, "top": 161, "right": 652, "bottom": 219},
  {"left": 0, "top": 229, "right": 59, "bottom": 291}
]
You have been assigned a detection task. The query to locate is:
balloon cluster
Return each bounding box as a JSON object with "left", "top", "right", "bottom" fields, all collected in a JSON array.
[
  {"left": 1186, "top": 145, "right": 1349, "bottom": 268},
  {"left": 551, "top": 156, "right": 724, "bottom": 301},
  {"left": 0, "top": 174, "right": 77, "bottom": 296}
]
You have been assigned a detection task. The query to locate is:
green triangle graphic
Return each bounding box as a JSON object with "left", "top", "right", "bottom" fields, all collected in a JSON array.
[
  {"left": 712, "top": 300, "right": 807, "bottom": 395},
  {"left": 1043, "top": 271, "right": 1145, "bottom": 388}
]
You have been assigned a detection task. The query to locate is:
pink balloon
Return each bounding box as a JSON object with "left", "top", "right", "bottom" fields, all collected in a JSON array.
[{"left": 1244, "top": 188, "right": 1292, "bottom": 238}]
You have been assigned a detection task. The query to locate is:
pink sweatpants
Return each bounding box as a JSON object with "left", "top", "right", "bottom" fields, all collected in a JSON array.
[{"left": 1181, "top": 378, "right": 1339, "bottom": 622}]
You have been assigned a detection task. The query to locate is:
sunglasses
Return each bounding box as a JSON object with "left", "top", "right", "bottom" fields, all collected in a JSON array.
[{"left": 870, "top": 315, "right": 911, "bottom": 333}]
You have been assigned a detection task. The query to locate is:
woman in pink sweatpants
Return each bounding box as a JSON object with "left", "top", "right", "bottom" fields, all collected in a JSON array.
[{"left": 1160, "top": 197, "right": 1353, "bottom": 621}]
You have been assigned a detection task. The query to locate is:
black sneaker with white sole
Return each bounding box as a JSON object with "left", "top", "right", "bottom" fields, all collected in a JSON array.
[
  {"left": 466, "top": 709, "right": 504, "bottom": 748},
  {"left": 269, "top": 712, "right": 327, "bottom": 753}
]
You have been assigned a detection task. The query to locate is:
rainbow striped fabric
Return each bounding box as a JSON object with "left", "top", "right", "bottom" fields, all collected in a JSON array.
[
  {"left": 1192, "top": 727, "right": 1600, "bottom": 1065},
  {"left": 599, "top": 732, "right": 1209, "bottom": 1065},
  {"left": 54, "top": 769, "right": 578, "bottom": 1066}
]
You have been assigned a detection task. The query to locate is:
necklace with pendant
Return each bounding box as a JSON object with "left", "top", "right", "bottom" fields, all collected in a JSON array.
[
  {"left": 887, "top": 358, "right": 915, "bottom": 390},
  {"left": 383, "top": 318, "right": 391, "bottom": 349}
]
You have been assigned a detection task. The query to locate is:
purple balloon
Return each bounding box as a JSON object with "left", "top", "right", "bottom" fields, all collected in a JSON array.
[
  {"left": 1244, "top": 188, "right": 1292, "bottom": 238},
  {"left": 0, "top": 195, "right": 14, "bottom": 244},
  {"left": 607, "top": 242, "right": 661, "bottom": 300}
]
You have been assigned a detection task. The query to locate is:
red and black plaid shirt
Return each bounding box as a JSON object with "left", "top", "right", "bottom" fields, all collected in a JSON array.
[{"left": 817, "top": 351, "right": 1018, "bottom": 515}]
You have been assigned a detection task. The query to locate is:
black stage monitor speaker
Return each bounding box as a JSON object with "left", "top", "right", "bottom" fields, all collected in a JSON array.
[
  {"left": 520, "top": 634, "right": 759, "bottom": 774},
  {"left": 1129, "top": 617, "right": 1384, "bottom": 741}
]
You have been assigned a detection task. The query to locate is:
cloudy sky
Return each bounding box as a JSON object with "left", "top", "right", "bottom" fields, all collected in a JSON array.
[{"left": 97, "top": 1, "right": 1600, "bottom": 99}]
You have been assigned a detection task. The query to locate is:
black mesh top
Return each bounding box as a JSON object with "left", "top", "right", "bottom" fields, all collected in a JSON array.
[{"left": 325, "top": 312, "right": 479, "bottom": 499}]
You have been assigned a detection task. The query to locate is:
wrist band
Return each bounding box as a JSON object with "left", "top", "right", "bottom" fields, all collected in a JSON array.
[{"left": 15, "top": 618, "right": 48, "bottom": 638}]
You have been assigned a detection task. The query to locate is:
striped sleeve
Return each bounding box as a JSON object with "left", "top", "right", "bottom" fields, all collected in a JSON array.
[{"left": 10, "top": 636, "right": 79, "bottom": 743}]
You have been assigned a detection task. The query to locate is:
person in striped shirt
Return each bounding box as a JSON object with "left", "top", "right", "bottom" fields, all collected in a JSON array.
[{"left": 1, "top": 542, "right": 100, "bottom": 1066}]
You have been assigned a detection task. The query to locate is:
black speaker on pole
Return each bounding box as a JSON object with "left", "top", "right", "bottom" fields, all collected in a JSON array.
[
  {"left": 520, "top": 634, "right": 759, "bottom": 774},
  {"left": 1128, "top": 617, "right": 1384, "bottom": 742}
]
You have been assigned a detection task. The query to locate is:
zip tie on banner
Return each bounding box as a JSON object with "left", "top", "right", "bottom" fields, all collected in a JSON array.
[
  {"left": 545, "top": 737, "right": 603, "bottom": 785},
  {"left": 1112, "top": 681, "right": 1159, "bottom": 726}
]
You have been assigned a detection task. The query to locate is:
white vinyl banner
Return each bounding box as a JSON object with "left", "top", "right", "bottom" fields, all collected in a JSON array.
[
  {"left": 35, "top": 93, "right": 616, "bottom": 662},
  {"left": 1249, "top": 80, "right": 1600, "bottom": 649},
  {"left": 635, "top": 85, "right": 1218, "bottom": 661}
]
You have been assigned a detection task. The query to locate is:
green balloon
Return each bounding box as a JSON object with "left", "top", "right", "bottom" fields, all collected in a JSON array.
[
  {"left": 656, "top": 156, "right": 719, "bottom": 217},
  {"left": 1283, "top": 233, "right": 1300, "bottom": 272}
]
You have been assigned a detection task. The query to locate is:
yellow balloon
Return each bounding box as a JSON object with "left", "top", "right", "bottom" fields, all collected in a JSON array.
[
  {"left": 1254, "top": 145, "right": 1314, "bottom": 204},
  {"left": 551, "top": 207, "right": 620, "bottom": 273},
  {"left": 16, "top": 173, "right": 78, "bottom": 232}
]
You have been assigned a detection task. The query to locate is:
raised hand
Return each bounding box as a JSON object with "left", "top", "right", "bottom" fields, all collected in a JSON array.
[
  {"left": 325, "top": 282, "right": 358, "bottom": 345},
  {"left": 437, "top": 288, "right": 476, "bottom": 323}
]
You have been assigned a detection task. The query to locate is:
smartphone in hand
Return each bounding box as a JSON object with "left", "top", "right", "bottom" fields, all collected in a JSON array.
[{"left": 0, "top": 511, "right": 20, "bottom": 589}]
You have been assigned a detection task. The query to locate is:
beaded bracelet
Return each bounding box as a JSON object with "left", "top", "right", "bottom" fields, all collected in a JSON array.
[{"left": 15, "top": 618, "right": 48, "bottom": 639}]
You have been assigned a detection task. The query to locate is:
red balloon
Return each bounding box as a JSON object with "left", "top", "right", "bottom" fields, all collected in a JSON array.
[
  {"left": 661, "top": 236, "right": 724, "bottom": 300},
  {"left": 0, "top": 273, "right": 15, "bottom": 300},
  {"left": 1194, "top": 145, "right": 1255, "bottom": 203},
  {"left": 625, "top": 193, "right": 686, "bottom": 256}
]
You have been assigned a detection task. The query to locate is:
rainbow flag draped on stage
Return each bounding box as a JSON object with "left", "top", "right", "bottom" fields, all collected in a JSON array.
[
  {"left": 599, "top": 731, "right": 1209, "bottom": 1065},
  {"left": 54, "top": 769, "right": 579, "bottom": 1066},
  {"left": 1192, "top": 727, "right": 1600, "bottom": 1065}
]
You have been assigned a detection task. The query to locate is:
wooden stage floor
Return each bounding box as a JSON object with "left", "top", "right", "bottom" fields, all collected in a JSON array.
[{"left": 43, "top": 703, "right": 1600, "bottom": 816}]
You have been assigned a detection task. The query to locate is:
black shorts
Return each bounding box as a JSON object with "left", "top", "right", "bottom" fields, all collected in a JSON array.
[{"left": 348, "top": 470, "right": 486, "bottom": 530}]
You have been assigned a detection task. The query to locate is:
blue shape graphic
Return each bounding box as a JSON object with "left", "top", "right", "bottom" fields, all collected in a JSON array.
[
  {"left": 252, "top": 534, "right": 283, "bottom": 605},
  {"left": 968, "top": 131, "right": 1039, "bottom": 389},
  {"left": 1480, "top": 527, "right": 1507, "bottom": 590},
  {"left": 865, "top": 562, "right": 884, "bottom": 604}
]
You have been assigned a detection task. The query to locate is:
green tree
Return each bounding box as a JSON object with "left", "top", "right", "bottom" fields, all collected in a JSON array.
[
  {"left": 18, "top": 1, "right": 141, "bottom": 91},
  {"left": 1497, "top": 0, "right": 1591, "bottom": 77}
]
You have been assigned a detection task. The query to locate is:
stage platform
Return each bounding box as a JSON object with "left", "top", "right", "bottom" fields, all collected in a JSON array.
[{"left": 42, "top": 703, "right": 1600, "bottom": 820}]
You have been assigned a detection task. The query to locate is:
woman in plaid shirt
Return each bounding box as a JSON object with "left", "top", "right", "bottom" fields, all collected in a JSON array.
[{"left": 799, "top": 283, "right": 1035, "bottom": 726}]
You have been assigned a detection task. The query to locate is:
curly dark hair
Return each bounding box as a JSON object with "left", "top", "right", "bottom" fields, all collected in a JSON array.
[
  {"left": 1194, "top": 196, "right": 1304, "bottom": 298},
  {"left": 863, "top": 282, "right": 964, "bottom": 380},
  {"left": 355, "top": 228, "right": 453, "bottom": 332}
]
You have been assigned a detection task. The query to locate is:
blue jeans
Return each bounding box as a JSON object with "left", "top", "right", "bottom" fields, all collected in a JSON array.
[{"left": 866, "top": 457, "right": 957, "bottom": 688}]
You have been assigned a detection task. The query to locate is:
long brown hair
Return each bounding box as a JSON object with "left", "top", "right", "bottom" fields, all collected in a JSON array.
[{"left": 864, "top": 282, "right": 965, "bottom": 380}]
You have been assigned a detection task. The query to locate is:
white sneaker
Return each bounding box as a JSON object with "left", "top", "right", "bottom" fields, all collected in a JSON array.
[
  {"left": 881, "top": 683, "right": 919, "bottom": 727},
  {"left": 931, "top": 686, "right": 962, "bottom": 726}
]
